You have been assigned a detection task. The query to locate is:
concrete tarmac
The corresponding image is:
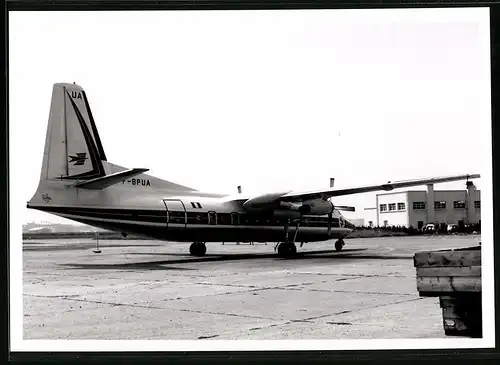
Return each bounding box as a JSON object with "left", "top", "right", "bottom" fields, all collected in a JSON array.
[{"left": 23, "top": 235, "right": 481, "bottom": 340}]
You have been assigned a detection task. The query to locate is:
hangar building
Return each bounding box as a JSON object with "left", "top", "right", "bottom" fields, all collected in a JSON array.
[{"left": 365, "top": 182, "right": 481, "bottom": 229}]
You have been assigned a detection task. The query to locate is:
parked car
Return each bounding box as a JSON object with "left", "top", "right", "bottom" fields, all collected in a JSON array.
[
  {"left": 447, "top": 224, "right": 459, "bottom": 233},
  {"left": 423, "top": 224, "right": 436, "bottom": 233}
]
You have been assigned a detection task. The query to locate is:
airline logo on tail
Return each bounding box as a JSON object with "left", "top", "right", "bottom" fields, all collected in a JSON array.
[
  {"left": 71, "top": 91, "right": 83, "bottom": 99},
  {"left": 69, "top": 153, "right": 88, "bottom": 166}
]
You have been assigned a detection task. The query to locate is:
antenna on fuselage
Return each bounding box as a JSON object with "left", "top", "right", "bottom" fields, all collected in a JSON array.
[
  {"left": 330, "top": 178, "right": 335, "bottom": 188},
  {"left": 237, "top": 185, "right": 242, "bottom": 194}
]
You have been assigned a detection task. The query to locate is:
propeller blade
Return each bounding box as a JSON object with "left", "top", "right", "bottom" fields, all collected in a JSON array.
[{"left": 335, "top": 205, "right": 356, "bottom": 212}]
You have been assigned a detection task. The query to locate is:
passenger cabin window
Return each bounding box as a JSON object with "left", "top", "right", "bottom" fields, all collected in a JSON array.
[
  {"left": 208, "top": 211, "right": 217, "bottom": 225},
  {"left": 231, "top": 212, "right": 239, "bottom": 225}
]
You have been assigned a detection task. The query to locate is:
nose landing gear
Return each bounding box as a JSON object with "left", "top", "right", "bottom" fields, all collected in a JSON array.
[{"left": 335, "top": 239, "right": 345, "bottom": 252}]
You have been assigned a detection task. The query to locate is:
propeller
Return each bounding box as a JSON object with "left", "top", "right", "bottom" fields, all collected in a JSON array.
[{"left": 327, "top": 178, "right": 355, "bottom": 212}]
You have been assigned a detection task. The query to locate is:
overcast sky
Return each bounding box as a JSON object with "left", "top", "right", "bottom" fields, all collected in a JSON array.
[{"left": 9, "top": 9, "right": 491, "bottom": 225}]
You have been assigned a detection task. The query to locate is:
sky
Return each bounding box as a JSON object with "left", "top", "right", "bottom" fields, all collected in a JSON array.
[{"left": 9, "top": 9, "right": 491, "bottom": 225}]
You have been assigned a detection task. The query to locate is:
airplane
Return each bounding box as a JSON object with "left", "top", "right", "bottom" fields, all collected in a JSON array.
[{"left": 26, "top": 83, "right": 481, "bottom": 257}]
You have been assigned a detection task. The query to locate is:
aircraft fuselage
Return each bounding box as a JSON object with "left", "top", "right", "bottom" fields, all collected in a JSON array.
[{"left": 28, "top": 179, "right": 356, "bottom": 243}]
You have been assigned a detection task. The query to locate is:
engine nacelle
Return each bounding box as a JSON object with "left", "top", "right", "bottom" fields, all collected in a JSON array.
[
  {"left": 301, "top": 199, "right": 334, "bottom": 215},
  {"left": 279, "top": 201, "right": 303, "bottom": 212},
  {"left": 242, "top": 193, "right": 335, "bottom": 216}
]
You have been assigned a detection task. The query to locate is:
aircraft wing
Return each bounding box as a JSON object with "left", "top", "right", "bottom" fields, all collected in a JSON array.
[{"left": 279, "top": 174, "right": 480, "bottom": 202}]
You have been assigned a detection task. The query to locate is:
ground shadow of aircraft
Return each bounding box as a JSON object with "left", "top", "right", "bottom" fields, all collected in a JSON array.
[{"left": 58, "top": 248, "right": 412, "bottom": 271}]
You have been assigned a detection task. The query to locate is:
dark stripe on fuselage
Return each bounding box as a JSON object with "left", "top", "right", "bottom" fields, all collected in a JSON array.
[
  {"left": 62, "top": 217, "right": 346, "bottom": 243},
  {"left": 29, "top": 205, "right": 351, "bottom": 228},
  {"left": 34, "top": 206, "right": 167, "bottom": 224}
]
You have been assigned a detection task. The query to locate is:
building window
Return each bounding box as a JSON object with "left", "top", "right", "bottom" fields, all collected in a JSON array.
[
  {"left": 397, "top": 202, "right": 405, "bottom": 211},
  {"left": 474, "top": 201, "right": 481, "bottom": 209},
  {"left": 388, "top": 203, "right": 396, "bottom": 211},
  {"left": 453, "top": 200, "right": 466, "bottom": 209},
  {"left": 413, "top": 202, "right": 426, "bottom": 210},
  {"left": 434, "top": 201, "right": 446, "bottom": 210},
  {"left": 380, "top": 204, "right": 387, "bottom": 212}
]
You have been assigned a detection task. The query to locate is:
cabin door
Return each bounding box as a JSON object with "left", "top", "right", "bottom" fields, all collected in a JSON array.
[{"left": 163, "top": 199, "right": 187, "bottom": 229}]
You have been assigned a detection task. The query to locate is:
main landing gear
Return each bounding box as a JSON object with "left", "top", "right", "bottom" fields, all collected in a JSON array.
[
  {"left": 189, "top": 241, "right": 207, "bottom": 256},
  {"left": 335, "top": 239, "right": 345, "bottom": 252},
  {"left": 275, "top": 219, "right": 301, "bottom": 258}
]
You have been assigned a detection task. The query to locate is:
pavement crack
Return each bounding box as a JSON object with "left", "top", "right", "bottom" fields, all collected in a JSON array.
[
  {"left": 176, "top": 308, "right": 275, "bottom": 320},
  {"left": 198, "top": 334, "right": 219, "bottom": 339},
  {"left": 300, "top": 297, "right": 425, "bottom": 322},
  {"left": 57, "top": 296, "right": 167, "bottom": 310},
  {"left": 24, "top": 293, "right": 81, "bottom": 298},
  {"left": 327, "top": 321, "right": 352, "bottom": 326},
  {"left": 306, "top": 289, "right": 415, "bottom": 296}
]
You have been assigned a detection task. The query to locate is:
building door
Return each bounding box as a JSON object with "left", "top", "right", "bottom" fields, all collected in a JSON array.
[
  {"left": 163, "top": 199, "right": 186, "bottom": 229},
  {"left": 418, "top": 221, "right": 424, "bottom": 230}
]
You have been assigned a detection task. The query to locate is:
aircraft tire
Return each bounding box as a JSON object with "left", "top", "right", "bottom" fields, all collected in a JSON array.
[
  {"left": 189, "top": 242, "right": 207, "bottom": 256},
  {"left": 277, "top": 242, "right": 297, "bottom": 257},
  {"left": 335, "top": 240, "right": 344, "bottom": 252}
]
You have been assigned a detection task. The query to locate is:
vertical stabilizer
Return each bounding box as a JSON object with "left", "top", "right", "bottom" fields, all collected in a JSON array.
[{"left": 40, "top": 83, "right": 107, "bottom": 181}]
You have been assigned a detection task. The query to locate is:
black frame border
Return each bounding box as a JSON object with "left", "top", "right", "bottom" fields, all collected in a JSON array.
[{"left": 4, "top": 1, "right": 500, "bottom": 363}]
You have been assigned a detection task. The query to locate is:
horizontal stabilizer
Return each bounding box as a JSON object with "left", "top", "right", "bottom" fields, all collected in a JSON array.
[{"left": 73, "top": 168, "right": 149, "bottom": 190}]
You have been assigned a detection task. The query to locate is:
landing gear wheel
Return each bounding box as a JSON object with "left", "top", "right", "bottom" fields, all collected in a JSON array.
[
  {"left": 189, "top": 242, "right": 207, "bottom": 256},
  {"left": 277, "top": 242, "right": 297, "bottom": 257},
  {"left": 335, "top": 239, "right": 345, "bottom": 252}
]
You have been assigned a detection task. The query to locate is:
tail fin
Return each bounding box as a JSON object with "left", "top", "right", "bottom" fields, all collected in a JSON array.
[
  {"left": 40, "top": 83, "right": 107, "bottom": 182},
  {"left": 31, "top": 82, "right": 197, "bottom": 201}
]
